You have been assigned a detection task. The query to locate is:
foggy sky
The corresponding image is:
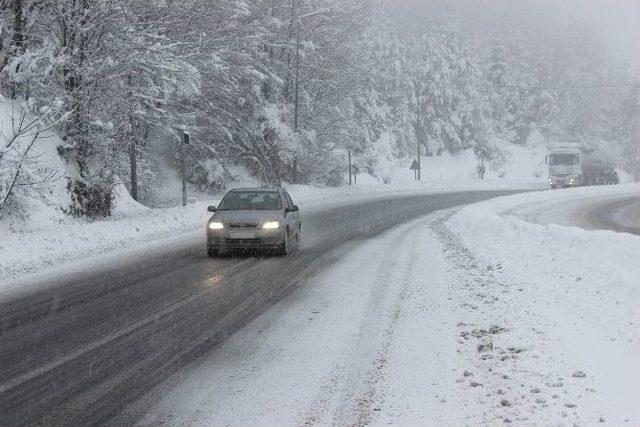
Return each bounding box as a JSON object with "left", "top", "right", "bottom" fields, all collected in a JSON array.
[{"left": 388, "top": 0, "right": 640, "bottom": 76}]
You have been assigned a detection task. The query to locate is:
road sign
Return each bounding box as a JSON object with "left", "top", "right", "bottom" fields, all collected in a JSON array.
[{"left": 351, "top": 164, "right": 359, "bottom": 184}]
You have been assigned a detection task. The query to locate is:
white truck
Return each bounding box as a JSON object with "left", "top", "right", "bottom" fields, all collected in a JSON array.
[{"left": 546, "top": 143, "right": 619, "bottom": 189}]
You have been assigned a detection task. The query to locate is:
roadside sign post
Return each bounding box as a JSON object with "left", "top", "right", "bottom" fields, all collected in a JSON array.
[
  {"left": 351, "top": 164, "right": 359, "bottom": 184},
  {"left": 416, "top": 141, "right": 421, "bottom": 180},
  {"left": 410, "top": 159, "right": 420, "bottom": 180},
  {"left": 348, "top": 149, "right": 352, "bottom": 186},
  {"left": 476, "top": 146, "right": 488, "bottom": 180},
  {"left": 478, "top": 157, "right": 486, "bottom": 180},
  {"left": 181, "top": 130, "right": 190, "bottom": 207}
]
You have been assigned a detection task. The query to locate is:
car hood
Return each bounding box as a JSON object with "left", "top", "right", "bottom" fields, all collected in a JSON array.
[{"left": 212, "top": 210, "right": 282, "bottom": 224}]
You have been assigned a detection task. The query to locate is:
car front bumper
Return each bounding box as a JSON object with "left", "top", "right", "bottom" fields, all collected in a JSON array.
[{"left": 207, "top": 230, "right": 285, "bottom": 251}]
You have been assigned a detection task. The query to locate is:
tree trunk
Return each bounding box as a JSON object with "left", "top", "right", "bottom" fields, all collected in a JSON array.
[
  {"left": 9, "top": 0, "right": 24, "bottom": 99},
  {"left": 129, "top": 138, "right": 138, "bottom": 201},
  {"left": 293, "top": 29, "right": 300, "bottom": 132}
]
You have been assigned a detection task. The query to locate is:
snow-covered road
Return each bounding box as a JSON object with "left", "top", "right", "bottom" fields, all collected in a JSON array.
[
  {"left": 139, "top": 185, "right": 640, "bottom": 426},
  {"left": 523, "top": 193, "right": 640, "bottom": 236},
  {"left": 1, "top": 190, "right": 521, "bottom": 426},
  {"left": 138, "top": 213, "right": 463, "bottom": 426},
  {"left": 0, "top": 181, "right": 538, "bottom": 293}
]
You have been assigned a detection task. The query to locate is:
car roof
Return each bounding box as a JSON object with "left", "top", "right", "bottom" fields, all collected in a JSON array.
[{"left": 229, "top": 187, "right": 283, "bottom": 193}]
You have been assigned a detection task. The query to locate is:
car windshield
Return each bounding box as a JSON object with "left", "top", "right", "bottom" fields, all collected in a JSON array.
[
  {"left": 549, "top": 154, "right": 580, "bottom": 166},
  {"left": 217, "top": 191, "right": 281, "bottom": 211}
]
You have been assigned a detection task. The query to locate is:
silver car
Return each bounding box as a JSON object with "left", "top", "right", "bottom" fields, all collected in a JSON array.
[{"left": 206, "top": 187, "right": 301, "bottom": 257}]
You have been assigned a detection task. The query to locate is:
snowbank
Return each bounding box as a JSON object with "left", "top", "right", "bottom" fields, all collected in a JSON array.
[
  {"left": 0, "top": 200, "right": 212, "bottom": 285},
  {"left": 449, "top": 183, "right": 640, "bottom": 424}
]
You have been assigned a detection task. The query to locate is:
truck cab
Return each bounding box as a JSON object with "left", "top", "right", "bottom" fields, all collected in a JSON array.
[
  {"left": 546, "top": 142, "right": 619, "bottom": 189},
  {"left": 547, "top": 146, "right": 583, "bottom": 188}
]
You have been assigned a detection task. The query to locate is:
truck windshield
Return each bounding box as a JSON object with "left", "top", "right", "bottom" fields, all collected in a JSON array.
[
  {"left": 549, "top": 154, "right": 579, "bottom": 166},
  {"left": 218, "top": 191, "right": 282, "bottom": 211}
]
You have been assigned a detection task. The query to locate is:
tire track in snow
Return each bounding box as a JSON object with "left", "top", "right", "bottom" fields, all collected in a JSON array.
[{"left": 298, "top": 219, "right": 426, "bottom": 427}]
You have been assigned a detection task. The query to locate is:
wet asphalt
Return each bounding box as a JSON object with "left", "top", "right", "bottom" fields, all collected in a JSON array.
[{"left": 579, "top": 195, "right": 640, "bottom": 236}]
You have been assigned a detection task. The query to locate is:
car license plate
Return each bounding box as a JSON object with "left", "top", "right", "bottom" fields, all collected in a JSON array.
[{"left": 229, "top": 231, "right": 256, "bottom": 239}]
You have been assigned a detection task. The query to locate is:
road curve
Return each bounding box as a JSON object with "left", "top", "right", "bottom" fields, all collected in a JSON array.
[
  {"left": 525, "top": 193, "right": 640, "bottom": 236},
  {"left": 580, "top": 195, "right": 640, "bottom": 236},
  {"left": 0, "top": 190, "right": 522, "bottom": 426}
]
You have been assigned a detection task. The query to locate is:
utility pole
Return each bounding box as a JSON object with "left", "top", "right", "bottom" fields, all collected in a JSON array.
[
  {"left": 181, "top": 130, "right": 190, "bottom": 206},
  {"left": 417, "top": 140, "right": 422, "bottom": 181},
  {"left": 130, "top": 136, "right": 138, "bottom": 201},
  {"left": 348, "top": 149, "right": 352, "bottom": 185},
  {"left": 128, "top": 74, "right": 138, "bottom": 202},
  {"left": 292, "top": 8, "right": 301, "bottom": 185}
]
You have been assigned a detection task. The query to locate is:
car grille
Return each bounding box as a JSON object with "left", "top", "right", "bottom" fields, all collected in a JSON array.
[{"left": 228, "top": 223, "right": 258, "bottom": 229}]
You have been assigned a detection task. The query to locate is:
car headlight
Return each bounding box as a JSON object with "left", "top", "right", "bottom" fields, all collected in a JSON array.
[
  {"left": 208, "top": 222, "right": 224, "bottom": 230},
  {"left": 263, "top": 221, "right": 280, "bottom": 230}
]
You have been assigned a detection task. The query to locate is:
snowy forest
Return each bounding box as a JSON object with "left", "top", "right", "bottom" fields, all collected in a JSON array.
[{"left": 0, "top": 0, "right": 638, "bottom": 218}]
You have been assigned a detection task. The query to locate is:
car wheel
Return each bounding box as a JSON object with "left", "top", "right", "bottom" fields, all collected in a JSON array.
[{"left": 278, "top": 228, "right": 290, "bottom": 256}]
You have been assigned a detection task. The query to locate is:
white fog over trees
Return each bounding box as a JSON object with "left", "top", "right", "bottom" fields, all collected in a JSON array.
[{"left": 0, "top": 0, "right": 638, "bottom": 219}]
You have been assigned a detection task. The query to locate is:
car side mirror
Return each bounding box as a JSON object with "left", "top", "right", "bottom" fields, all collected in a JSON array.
[
  {"left": 207, "top": 206, "right": 217, "bottom": 213},
  {"left": 286, "top": 205, "right": 299, "bottom": 213}
]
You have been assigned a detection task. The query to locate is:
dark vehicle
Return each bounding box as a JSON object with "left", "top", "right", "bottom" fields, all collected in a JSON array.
[{"left": 206, "top": 188, "right": 301, "bottom": 257}]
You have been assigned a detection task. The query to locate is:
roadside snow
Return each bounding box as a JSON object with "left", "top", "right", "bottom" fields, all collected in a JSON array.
[
  {"left": 448, "top": 183, "right": 640, "bottom": 425},
  {"left": 0, "top": 197, "right": 212, "bottom": 298}
]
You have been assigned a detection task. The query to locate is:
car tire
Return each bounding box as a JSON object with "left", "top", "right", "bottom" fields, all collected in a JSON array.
[{"left": 277, "top": 228, "right": 290, "bottom": 256}]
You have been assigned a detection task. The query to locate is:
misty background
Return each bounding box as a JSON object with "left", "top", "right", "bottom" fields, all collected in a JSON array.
[{"left": 392, "top": 0, "right": 640, "bottom": 73}]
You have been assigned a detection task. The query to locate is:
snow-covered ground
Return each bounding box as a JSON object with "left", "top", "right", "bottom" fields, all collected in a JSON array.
[
  {"left": 448, "top": 183, "right": 640, "bottom": 425},
  {"left": 138, "top": 184, "right": 640, "bottom": 426}
]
